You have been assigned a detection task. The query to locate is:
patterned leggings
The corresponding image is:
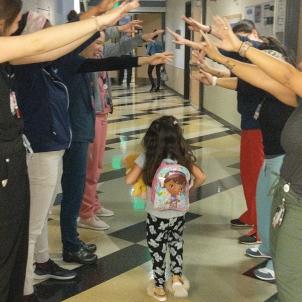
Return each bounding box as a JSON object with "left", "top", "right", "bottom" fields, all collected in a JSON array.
[{"left": 146, "top": 213, "right": 185, "bottom": 288}]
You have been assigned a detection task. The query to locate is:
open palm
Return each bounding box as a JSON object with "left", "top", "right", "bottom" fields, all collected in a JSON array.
[{"left": 212, "top": 16, "right": 242, "bottom": 52}]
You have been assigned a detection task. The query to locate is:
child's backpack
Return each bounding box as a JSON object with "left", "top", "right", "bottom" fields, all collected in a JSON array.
[{"left": 151, "top": 159, "right": 191, "bottom": 212}]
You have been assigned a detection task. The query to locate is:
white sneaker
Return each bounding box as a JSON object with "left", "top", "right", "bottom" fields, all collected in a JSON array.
[
  {"left": 254, "top": 267, "right": 276, "bottom": 281},
  {"left": 78, "top": 215, "right": 110, "bottom": 231},
  {"left": 96, "top": 207, "right": 114, "bottom": 217}
]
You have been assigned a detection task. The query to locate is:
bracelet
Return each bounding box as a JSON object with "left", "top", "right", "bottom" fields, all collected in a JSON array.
[
  {"left": 239, "top": 41, "right": 252, "bottom": 57},
  {"left": 92, "top": 16, "right": 102, "bottom": 31},
  {"left": 212, "top": 76, "right": 218, "bottom": 86}
]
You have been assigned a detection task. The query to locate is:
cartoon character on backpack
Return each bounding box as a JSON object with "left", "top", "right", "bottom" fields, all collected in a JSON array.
[
  {"left": 151, "top": 159, "right": 191, "bottom": 211},
  {"left": 164, "top": 172, "right": 187, "bottom": 209}
]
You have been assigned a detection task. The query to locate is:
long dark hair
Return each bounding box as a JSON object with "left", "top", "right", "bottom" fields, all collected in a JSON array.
[
  {"left": 0, "top": 0, "right": 22, "bottom": 33},
  {"left": 142, "top": 115, "right": 196, "bottom": 186},
  {"left": 259, "top": 36, "right": 296, "bottom": 66}
]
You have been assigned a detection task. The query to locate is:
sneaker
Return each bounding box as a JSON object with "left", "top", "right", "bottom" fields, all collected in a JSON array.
[
  {"left": 239, "top": 233, "right": 261, "bottom": 245},
  {"left": 246, "top": 247, "right": 272, "bottom": 259},
  {"left": 96, "top": 207, "right": 114, "bottom": 217},
  {"left": 254, "top": 267, "right": 276, "bottom": 281},
  {"left": 34, "top": 259, "right": 77, "bottom": 281},
  {"left": 78, "top": 215, "right": 110, "bottom": 231},
  {"left": 230, "top": 218, "right": 253, "bottom": 228},
  {"left": 147, "top": 282, "right": 167, "bottom": 302}
]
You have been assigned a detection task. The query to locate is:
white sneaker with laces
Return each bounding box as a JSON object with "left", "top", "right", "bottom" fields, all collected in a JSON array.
[
  {"left": 96, "top": 207, "right": 114, "bottom": 217},
  {"left": 78, "top": 215, "right": 110, "bottom": 231},
  {"left": 254, "top": 267, "right": 275, "bottom": 281},
  {"left": 246, "top": 247, "right": 272, "bottom": 259}
]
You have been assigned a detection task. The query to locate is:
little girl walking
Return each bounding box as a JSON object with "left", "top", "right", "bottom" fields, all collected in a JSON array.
[{"left": 126, "top": 116, "right": 205, "bottom": 301}]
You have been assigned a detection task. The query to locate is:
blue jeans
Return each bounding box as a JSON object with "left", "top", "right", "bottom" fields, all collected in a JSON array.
[
  {"left": 61, "top": 142, "right": 89, "bottom": 252},
  {"left": 256, "top": 155, "right": 284, "bottom": 268}
]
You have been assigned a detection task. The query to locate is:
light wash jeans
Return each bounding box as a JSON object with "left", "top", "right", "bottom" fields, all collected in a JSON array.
[
  {"left": 24, "top": 150, "right": 64, "bottom": 295},
  {"left": 256, "top": 155, "right": 284, "bottom": 271}
]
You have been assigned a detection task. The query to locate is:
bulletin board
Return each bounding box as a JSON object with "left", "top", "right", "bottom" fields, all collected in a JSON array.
[{"left": 244, "top": 1, "right": 275, "bottom": 36}]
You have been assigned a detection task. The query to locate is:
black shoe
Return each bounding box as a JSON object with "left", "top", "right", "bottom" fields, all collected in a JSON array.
[
  {"left": 34, "top": 259, "right": 77, "bottom": 280},
  {"left": 239, "top": 233, "right": 261, "bottom": 245},
  {"left": 230, "top": 218, "right": 253, "bottom": 228},
  {"left": 150, "top": 85, "right": 155, "bottom": 92},
  {"left": 154, "top": 87, "right": 160, "bottom": 92},
  {"left": 80, "top": 240, "right": 97, "bottom": 253},
  {"left": 63, "top": 247, "right": 97, "bottom": 265}
]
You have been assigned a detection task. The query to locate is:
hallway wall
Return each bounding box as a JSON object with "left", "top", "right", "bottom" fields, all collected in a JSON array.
[
  {"left": 165, "top": 0, "right": 186, "bottom": 95},
  {"left": 22, "top": 0, "right": 75, "bottom": 24}
]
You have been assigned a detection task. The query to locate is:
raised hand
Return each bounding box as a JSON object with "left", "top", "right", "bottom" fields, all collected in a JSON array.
[
  {"left": 212, "top": 16, "right": 242, "bottom": 52},
  {"left": 142, "top": 29, "right": 165, "bottom": 42},
  {"left": 182, "top": 16, "right": 210, "bottom": 33},
  {"left": 191, "top": 70, "right": 214, "bottom": 86},
  {"left": 166, "top": 27, "right": 202, "bottom": 50},
  {"left": 198, "top": 30, "right": 223, "bottom": 61},
  {"left": 97, "top": 0, "right": 120, "bottom": 13},
  {"left": 149, "top": 52, "right": 174, "bottom": 65},
  {"left": 97, "top": 0, "right": 140, "bottom": 28},
  {"left": 119, "top": 19, "right": 143, "bottom": 33}
]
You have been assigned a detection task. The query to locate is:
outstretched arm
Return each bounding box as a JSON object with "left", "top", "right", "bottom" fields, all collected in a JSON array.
[
  {"left": 207, "top": 15, "right": 302, "bottom": 97},
  {"left": 0, "top": 0, "right": 140, "bottom": 64},
  {"left": 198, "top": 30, "right": 297, "bottom": 107},
  {"left": 78, "top": 52, "right": 173, "bottom": 73}
]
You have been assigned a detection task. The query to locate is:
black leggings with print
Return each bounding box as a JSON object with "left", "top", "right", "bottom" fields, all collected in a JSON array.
[{"left": 146, "top": 213, "right": 185, "bottom": 288}]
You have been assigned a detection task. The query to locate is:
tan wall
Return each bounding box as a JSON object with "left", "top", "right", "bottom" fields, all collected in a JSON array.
[
  {"left": 297, "top": 4, "right": 302, "bottom": 62},
  {"left": 165, "top": 64, "right": 184, "bottom": 95},
  {"left": 135, "top": 13, "right": 163, "bottom": 79},
  {"left": 190, "top": 1, "right": 202, "bottom": 109}
]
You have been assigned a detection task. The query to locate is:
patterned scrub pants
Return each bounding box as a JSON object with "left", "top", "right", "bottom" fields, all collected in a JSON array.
[{"left": 146, "top": 213, "right": 185, "bottom": 288}]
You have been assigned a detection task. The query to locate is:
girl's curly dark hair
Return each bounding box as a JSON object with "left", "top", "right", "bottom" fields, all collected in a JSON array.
[{"left": 142, "top": 115, "right": 196, "bottom": 186}]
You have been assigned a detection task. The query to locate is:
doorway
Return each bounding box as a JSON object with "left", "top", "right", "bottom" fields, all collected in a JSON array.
[{"left": 184, "top": 1, "right": 191, "bottom": 100}]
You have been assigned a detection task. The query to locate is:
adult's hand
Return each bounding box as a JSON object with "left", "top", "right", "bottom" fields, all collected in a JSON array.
[
  {"left": 138, "top": 52, "right": 174, "bottom": 66},
  {"left": 97, "top": 0, "right": 120, "bottom": 13},
  {"left": 142, "top": 29, "right": 165, "bottom": 42},
  {"left": 97, "top": 0, "right": 140, "bottom": 28},
  {"left": 191, "top": 70, "right": 214, "bottom": 86},
  {"left": 211, "top": 16, "right": 242, "bottom": 52},
  {"left": 118, "top": 20, "right": 143, "bottom": 33},
  {"left": 182, "top": 16, "right": 210, "bottom": 33},
  {"left": 166, "top": 27, "right": 202, "bottom": 50}
]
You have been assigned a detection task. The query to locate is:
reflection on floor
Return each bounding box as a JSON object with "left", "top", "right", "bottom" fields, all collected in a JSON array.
[{"left": 36, "top": 85, "right": 277, "bottom": 302}]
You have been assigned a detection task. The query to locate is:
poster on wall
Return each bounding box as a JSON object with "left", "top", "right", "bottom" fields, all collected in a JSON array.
[
  {"left": 245, "top": 6, "right": 255, "bottom": 22},
  {"left": 244, "top": 1, "right": 274, "bottom": 36}
]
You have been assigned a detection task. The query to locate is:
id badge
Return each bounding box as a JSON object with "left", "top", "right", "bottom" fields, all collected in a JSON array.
[
  {"left": 9, "top": 91, "right": 21, "bottom": 118},
  {"left": 272, "top": 199, "right": 286, "bottom": 228}
]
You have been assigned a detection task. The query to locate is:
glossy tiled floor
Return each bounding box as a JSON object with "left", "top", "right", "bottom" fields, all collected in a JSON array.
[{"left": 37, "top": 85, "right": 277, "bottom": 302}]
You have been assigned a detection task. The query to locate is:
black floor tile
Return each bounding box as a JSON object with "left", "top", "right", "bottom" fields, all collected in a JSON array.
[
  {"left": 265, "top": 293, "right": 278, "bottom": 302},
  {"left": 99, "top": 168, "right": 126, "bottom": 182},
  {"left": 35, "top": 244, "right": 151, "bottom": 302},
  {"left": 190, "top": 173, "right": 241, "bottom": 202},
  {"left": 186, "top": 130, "right": 235, "bottom": 145}
]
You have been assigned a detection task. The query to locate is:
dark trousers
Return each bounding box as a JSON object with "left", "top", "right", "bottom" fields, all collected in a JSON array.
[
  {"left": 0, "top": 144, "right": 29, "bottom": 302},
  {"left": 148, "top": 64, "right": 162, "bottom": 88},
  {"left": 61, "top": 141, "right": 89, "bottom": 252},
  {"left": 146, "top": 214, "right": 185, "bottom": 288},
  {"left": 118, "top": 68, "right": 132, "bottom": 86}
]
